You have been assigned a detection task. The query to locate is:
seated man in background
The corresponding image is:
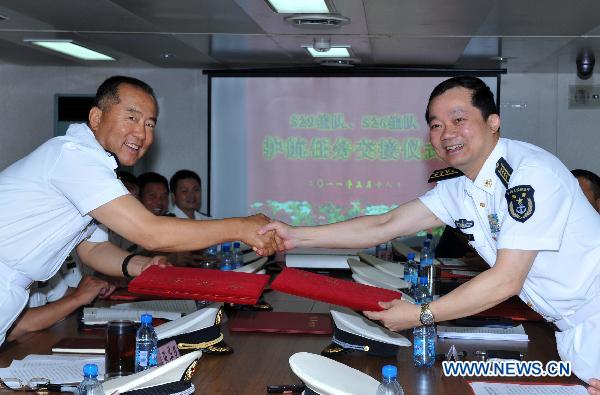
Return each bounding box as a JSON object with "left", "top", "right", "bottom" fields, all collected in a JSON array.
[
  {"left": 138, "top": 171, "right": 171, "bottom": 216},
  {"left": 571, "top": 169, "right": 600, "bottom": 214},
  {"left": 7, "top": 263, "right": 114, "bottom": 341},
  {"left": 117, "top": 170, "right": 140, "bottom": 200},
  {"left": 170, "top": 169, "right": 209, "bottom": 220}
]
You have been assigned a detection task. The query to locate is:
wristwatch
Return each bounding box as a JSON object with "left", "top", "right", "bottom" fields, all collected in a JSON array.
[{"left": 419, "top": 303, "right": 435, "bottom": 326}]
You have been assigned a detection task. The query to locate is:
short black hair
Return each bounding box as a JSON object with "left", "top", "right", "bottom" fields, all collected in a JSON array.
[
  {"left": 94, "top": 75, "right": 158, "bottom": 114},
  {"left": 117, "top": 170, "right": 138, "bottom": 188},
  {"left": 169, "top": 169, "right": 201, "bottom": 193},
  {"left": 571, "top": 169, "right": 600, "bottom": 200},
  {"left": 138, "top": 172, "right": 168, "bottom": 196},
  {"left": 425, "top": 76, "right": 497, "bottom": 123}
]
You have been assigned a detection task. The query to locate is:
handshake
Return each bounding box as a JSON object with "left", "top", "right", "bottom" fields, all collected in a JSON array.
[{"left": 240, "top": 214, "right": 295, "bottom": 257}]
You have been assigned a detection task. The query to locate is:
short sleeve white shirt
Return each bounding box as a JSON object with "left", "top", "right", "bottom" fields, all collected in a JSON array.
[
  {"left": 172, "top": 204, "right": 210, "bottom": 220},
  {"left": 419, "top": 138, "right": 600, "bottom": 321},
  {"left": 0, "top": 123, "right": 128, "bottom": 281}
]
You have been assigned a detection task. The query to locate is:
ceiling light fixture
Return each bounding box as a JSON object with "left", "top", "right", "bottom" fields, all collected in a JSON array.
[
  {"left": 284, "top": 13, "right": 350, "bottom": 28},
  {"left": 24, "top": 39, "right": 115, "bottom": 61},
  {"left": 306, "top": 47, "right": 350, "bottom": 58},
  {"left": 265, "top": 0, "right": 331, "bottom": 14}
]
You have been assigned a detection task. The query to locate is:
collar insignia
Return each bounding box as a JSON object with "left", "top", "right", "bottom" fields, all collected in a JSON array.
[
  {"left": 428, "top": 167, "right": 464, "bottom": 183},
  {"left": 505, "top": 185, "right": 535, "bottom": 222},
  {"left": 484, "top": 179, "right": 493, "bottom": 188},
  {"left": 455, "top": 219, "right": 474, "bottom": 230},
  {"left": 495, "top": 158, "right": 512, "bottom": 189}
]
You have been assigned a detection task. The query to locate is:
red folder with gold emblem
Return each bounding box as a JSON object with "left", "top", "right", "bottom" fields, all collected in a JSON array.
[
  {"left": 270, "top": 268, "right": 402, "bottom": 311},
  {"left": 128, "top": 266, "right": 269, "bottom": 305}
]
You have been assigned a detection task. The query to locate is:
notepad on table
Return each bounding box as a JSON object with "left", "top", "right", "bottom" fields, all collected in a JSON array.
[
  {"left": 468, "top": 381, "right": 587, "bottom": 394},
  {"left": 82, "top": 307, "right": 181, "bottom": 325},
  {"left": 51, "top": 337, "right": 105, "bottom": 354},
  {"left": 437, "top": 324, "right": 529, "bottom": 341}
]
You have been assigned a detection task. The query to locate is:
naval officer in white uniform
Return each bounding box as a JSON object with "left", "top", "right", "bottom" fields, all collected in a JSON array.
[
  {"left": 0, "top": 75, "right": 276, "bottom": 346},
  {"left": 260, "top": 76, "right": 600, "bottom": 390}
]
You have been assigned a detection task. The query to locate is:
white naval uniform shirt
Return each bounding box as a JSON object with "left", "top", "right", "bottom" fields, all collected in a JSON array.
[
  {"left": 420, "top": 138, "right": 600, "bottom": 382},
  {"left": 0, "top": 123, "right": 128, "bottom": 344},
  {"left": 172, "top": 204, "right": 210, "bottom": 220}
]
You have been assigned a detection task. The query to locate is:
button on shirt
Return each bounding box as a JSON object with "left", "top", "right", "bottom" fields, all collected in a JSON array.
[
  {"left": 0, "top": 123, "right": 128, "bottom": 281},
  {"left": 420, "top": 138, "right": 600, "bottom": 321}
]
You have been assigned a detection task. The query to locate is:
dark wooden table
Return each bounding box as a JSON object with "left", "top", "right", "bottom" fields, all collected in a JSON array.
[{"left": 0, "top": 290, "right": 586, "bottom": 395}]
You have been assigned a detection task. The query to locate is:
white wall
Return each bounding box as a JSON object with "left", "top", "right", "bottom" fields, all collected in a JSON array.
[
  {"left": 501, "top": 71, "right": 600, "bottom": 175},
  {"left": 0, "top": 65, "right": 210, "bottom": 213}
]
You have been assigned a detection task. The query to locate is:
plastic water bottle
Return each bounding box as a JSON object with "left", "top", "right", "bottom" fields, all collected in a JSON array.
[
  {"left": 420, "top": 239, "right": 435, "bottom": 296},
  {"left": 135, "top": 313, "right": 158, "bottom": 372},
  {"left": 220, "top": 243, "right": 233, "bottom": 271},
  {"left": 232, "top": 241, "right": 243, "bottom": 269},
  {"left": 404, "top": 252, "right": 418, "bottom": 292},
  {"left": 413, "top": 278, "right": 436, "bottom": 368},
  {"left": 413, "top": 276, "right": 432, "bottom": 305},
  {"left": 78, "top": 364, "right": 104, "bottom": 395},
  {"left": 376, "top": 365, "right": 404, "bottom": 395}
]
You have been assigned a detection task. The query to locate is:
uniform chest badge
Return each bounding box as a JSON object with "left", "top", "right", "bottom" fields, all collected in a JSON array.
[
  {"left": 505, "top": 185, "right": 535, "bottom": 222},
  {"left": 455, "top": 219, "right": 474, "bottom": 229},
  {"left": 488, "top": 213, "right": 500, "bottom": 235}
]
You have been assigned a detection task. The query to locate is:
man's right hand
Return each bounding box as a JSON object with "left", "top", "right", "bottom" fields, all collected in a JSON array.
[
  {"left": 72, "top": 276, "right": 116, "bottom": 306},
  {"left": 258, "top": 220, "right": 296, "bottom": 252},
  {"left": 240, "top": 214, "right": 278, "bottom": 256}
]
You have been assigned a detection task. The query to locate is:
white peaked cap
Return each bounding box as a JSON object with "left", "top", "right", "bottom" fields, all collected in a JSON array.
[
  {"left": 330, "top": 306, "right": 411, "bottom": 347},
  {"left": 357, "top": 251, "right": 405, "bottom": 278},
  {"left": 347, "top": 258, "right": 410, "bottom": 290},
  {"left": 289, "top": 352, "right": 380, "bottom": 395},
  {"left": 155, "top": 303, "right": 222, "bottom": 339},
  {"left": 102, "top": 350, "right": 201, "bottom": 394}
]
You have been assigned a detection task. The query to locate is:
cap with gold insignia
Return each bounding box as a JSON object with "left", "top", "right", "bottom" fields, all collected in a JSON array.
[
  {"left": 348, "top": 258, "right": 410, "bottom": 290},
  {"left": 155, "top": 303, "right": 233, "bottom": 355},
  {"left": 322, "top": 306, "right": 410, "bottom": 357},
  {"left": 102, "top": 350, "right": 200, "bottom": 395},
  {"left": 289, "top": 352, "right": 380, "bottom": 395}
]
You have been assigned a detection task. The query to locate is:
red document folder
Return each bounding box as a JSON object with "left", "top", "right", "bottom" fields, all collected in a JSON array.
[
  {"left": 228, "top": 311, "right": 333, "bottom": 335},
  {"left": 270, "top": 268, "right": 402, "bottom": 311},
  {"left": 128, "top": 266, "right": 270, "bottom": 305}
]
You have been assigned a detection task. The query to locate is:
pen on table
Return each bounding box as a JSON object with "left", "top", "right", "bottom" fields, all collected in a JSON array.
[
  {"left": 40, "top": 384, "right": 79, "bottom": 393},
  {"left": 267, "top": 384, "right": 305, "bottom": 393}
]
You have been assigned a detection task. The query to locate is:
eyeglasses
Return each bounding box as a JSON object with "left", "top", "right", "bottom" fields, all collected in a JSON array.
[{"left": 0, "top": 377, "right": 50, "bottom": 392}]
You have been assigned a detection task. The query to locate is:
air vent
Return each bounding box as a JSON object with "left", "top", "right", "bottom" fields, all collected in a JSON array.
[
  {"left": 284, "top": 13, "right": 350, "bottom": 28},
  {"left": 318, "top": 57, "right": 360, "bottom": 67}
]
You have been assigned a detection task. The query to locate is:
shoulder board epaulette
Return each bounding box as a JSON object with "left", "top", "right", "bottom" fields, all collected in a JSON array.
[
  {"left": 495, "top": 157, "right": 513, "bottom": 188},
  {"left": 428, "top": 167, "right": 464, "bottom": 183}
]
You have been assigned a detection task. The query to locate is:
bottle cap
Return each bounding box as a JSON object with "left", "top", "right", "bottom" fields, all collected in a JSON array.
[
  {"left": 233, "top": 241, "right": 240, "bottom": 248},
  {"left": 419, "top": 276, "right": 428, "bottom": 285},
  {"left": 141, "top": 313, "right": 153, "bottom": 324},
  {"left": 83, "top": 363, "right": 98, "bottom": 377},
  {"left": 407, "top": 252, "right": 416, "bottom": 260},
  {"left": 381, "top": 364, "right": 397, "bottom": 379},
  {"left": 222, "top": 244, "right": 231, "bottom": 252}
]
